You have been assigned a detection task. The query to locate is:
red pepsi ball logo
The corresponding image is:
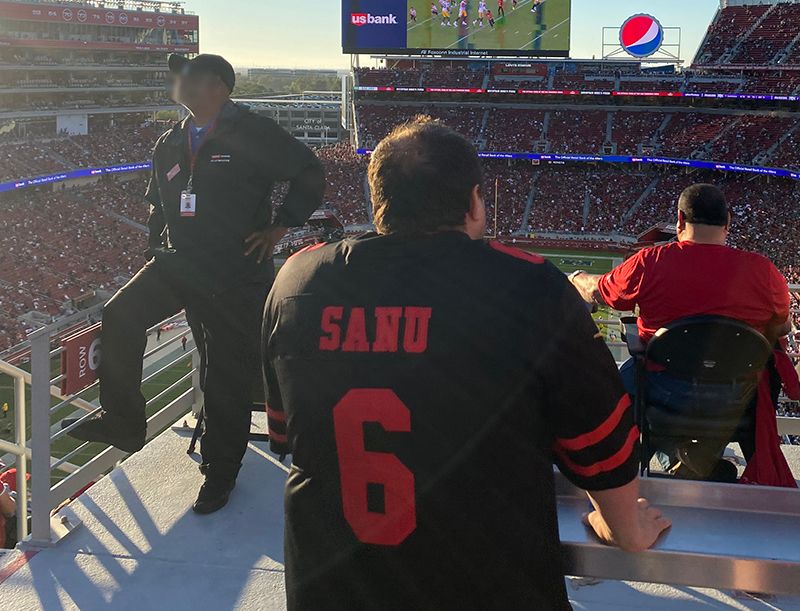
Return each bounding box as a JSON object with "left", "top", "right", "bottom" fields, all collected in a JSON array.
[{"left": 620, "top": 14, "right": 664, "bottom": 58}]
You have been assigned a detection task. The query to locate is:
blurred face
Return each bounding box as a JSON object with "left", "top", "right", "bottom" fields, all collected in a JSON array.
[{"left": 171, "top": 69, "right": 221, "bottom": 108}]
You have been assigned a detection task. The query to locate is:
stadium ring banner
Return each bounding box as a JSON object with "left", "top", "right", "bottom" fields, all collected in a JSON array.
[
  {"left": 353, "top": 85, "right": 800, "bottom": 102},
  {"left": 3, "top": 155, "right": 799, "bottom": 194},
  {"left": 0, "top": 162, "right": 151, "bottom": 193},
  {"left": 356, "top": 150, "right": 800, "bottom": 181}
]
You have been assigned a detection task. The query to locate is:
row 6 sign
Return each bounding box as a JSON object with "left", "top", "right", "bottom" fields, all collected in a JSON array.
[{"left": 60, "top": 323, "right": 102, "bottom": 396}]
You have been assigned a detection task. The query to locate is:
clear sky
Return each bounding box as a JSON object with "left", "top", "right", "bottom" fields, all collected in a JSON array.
[{"left": 189, "top": 0, "right": 721, "bottom": 69}]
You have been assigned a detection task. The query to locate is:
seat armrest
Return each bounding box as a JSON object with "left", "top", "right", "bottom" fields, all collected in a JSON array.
[{"left": 620, "top": 316, "right": 646, "bottom": 357}]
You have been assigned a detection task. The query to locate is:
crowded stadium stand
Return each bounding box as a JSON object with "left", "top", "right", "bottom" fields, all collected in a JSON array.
[
  {"left": 0, "top": 123, "right": 160, "bottom": 182},
  {"left": 0, "top": 0, "right": 195, "bottom": 120},
  {"left": 0, "top": 0, "right": 196, "bottom": 352},
  {"left": 694, "top": 0, "right": 800, "bottom": 66}
]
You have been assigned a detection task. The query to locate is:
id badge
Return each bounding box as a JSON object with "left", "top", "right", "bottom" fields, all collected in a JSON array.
[{"left": 180, "top": 191, "right": 197, "bottom": 217}]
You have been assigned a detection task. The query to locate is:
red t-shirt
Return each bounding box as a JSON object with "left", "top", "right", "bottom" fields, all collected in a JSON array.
[{"left": 598, "top": 241, "right": 790, "bottom": 343}]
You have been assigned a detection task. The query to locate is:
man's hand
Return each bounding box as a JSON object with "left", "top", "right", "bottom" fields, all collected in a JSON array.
[
  {"left": 569, "top": 271, "right": 606, "bottom": 306},
  {"left": 244, "top": 226, "right": 289, "bottom": 264},
  {"left": 583, "top": 497, "right": 671, "bottom": 552}
]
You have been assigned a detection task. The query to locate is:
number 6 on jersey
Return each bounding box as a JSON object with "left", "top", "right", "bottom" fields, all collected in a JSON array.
[{"left": 333, "top": 389, "right": 417, "bottom": 546}]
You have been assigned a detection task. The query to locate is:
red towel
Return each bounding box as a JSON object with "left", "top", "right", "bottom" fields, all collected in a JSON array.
[{"left": 740, "top": 350, "right": 798, "bottom": 488}]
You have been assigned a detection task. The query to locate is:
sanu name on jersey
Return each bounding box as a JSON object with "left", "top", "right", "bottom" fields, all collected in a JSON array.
[{"left": 319, "top": 306, "right": 432, "bottom": 354}]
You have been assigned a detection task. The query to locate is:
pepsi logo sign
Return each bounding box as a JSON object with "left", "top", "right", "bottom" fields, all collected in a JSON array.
[
  {"left": 77, "top": 9, "right": 87, "bottom": 22},
  {"left": 620, "top": 14, "right": 664, "bottom": 58},
  {"left": 62, "top": 8, "right": 72, "bottom": 21}
]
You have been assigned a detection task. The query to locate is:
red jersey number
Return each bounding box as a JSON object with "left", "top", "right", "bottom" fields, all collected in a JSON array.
[{"left": 332, "top": 389, "right": 417, "bottom": 546}]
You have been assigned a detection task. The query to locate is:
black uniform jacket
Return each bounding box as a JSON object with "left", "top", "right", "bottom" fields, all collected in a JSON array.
[{"left": 145, "top": 101, "right": 325, "bottom": 292}]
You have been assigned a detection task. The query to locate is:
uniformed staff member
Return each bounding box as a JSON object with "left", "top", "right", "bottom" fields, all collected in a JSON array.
[{"left": 62, "top": 53, "right": 325, "bottom": 515}]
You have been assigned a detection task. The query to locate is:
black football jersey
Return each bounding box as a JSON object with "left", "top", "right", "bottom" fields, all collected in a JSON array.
[{"left": 263, "top": 231, "right": 638, "bottom": 611}]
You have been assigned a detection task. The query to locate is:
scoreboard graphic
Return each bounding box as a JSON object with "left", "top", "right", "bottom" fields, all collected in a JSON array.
[{"left": 342, "top": 0, "right": 571, "bottom": 58}]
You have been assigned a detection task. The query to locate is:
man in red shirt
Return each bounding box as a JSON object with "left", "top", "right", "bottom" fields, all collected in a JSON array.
[{"left": 571, "top": 184, "right": 790, "bottom": 478}]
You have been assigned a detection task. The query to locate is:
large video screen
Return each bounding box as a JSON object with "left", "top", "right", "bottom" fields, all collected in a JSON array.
[{"left": 342, "top": 0, "right": 571, "bottom": 57}]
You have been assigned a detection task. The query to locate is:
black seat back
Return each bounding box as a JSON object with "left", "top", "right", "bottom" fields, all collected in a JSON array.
[
  {"left": 646, "top": 316, "right": 772, "bottom": 383},
  {"left": 643, "top": 316, "right": 771, "bottom": 440}
]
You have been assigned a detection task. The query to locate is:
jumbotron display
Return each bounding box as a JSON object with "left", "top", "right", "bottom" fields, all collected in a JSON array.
[{"left": 342, "top": 0, "right": 571, "bottom": 57}]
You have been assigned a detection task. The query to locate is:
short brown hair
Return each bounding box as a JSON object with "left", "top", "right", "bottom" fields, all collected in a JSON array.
[{"left": 368, "top": 116, "right": 483, "bottom": 234}]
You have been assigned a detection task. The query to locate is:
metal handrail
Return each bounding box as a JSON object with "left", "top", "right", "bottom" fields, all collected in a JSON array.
[
  {"left": 49, "top": 442, "right": 92, "bottom": 473},
  {"left": 47, "top": 323, "right": 192, "bottom": 415},
  {"left": 0, "top": 312, "right": 201, "bottom": 548},
  {"left": 0, "top": 371, "right": 30, "bottom": 542},
  {"left": 47, "top": 367, "right": 197, "bottom": 472},
  {"left": 47, "top": 340, "right": 195, "bottom": 449},
  {"left": 143, "top": 325, "right": 192, "bottom": 360},
  {"left": 50, "top": 407, "right": 104, "bottom": 442}
]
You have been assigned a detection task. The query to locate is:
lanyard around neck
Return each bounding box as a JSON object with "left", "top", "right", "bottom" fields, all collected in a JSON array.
[
  {"left": 185, "top": 118, "right": 218, "bottom": 192},
  {"left": 187, "top": 118, "right": 218, "bottom": 172}
]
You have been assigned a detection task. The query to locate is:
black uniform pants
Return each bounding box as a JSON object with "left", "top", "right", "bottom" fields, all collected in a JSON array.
[{"left": 98, "top": 260, "right": 269, "bottom": 480}]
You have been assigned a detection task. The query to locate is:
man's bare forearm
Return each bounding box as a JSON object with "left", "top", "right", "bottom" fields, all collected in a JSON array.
[
  {"left": 570, "top": 272, "right": 607, "bottom": 306},
  {"left": 585, "top": 479, "right": 671, "bottom": 552}
]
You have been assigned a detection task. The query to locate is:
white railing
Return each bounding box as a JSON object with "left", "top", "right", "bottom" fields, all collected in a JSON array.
[{"left": 0, "top": 312, "right": 200, "bottom": 548}]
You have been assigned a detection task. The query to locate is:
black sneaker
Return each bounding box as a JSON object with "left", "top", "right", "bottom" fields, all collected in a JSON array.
[
  {"left": 61, "top": 414, "right": 146, "bottom": 454},
  {"left": 192, "top": 477, "right": 235, "bottom": 515}
]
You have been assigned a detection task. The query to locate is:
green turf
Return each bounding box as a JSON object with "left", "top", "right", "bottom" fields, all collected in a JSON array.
[
  {"left": 534, "top": 249, "right": 620, "bottom": 275},
  {"left": 407, "top": 0, "right": 571, "bottom": 54}
]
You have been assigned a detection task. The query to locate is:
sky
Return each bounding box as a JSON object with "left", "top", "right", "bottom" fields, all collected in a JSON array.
[{"left": 189, "top": 0, "right": 721, "bottom": 69}]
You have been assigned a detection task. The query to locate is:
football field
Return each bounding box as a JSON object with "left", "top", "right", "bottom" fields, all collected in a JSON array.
[
  {"left": 533, "top": 248, "right": 622, "bottom": 276},
  {"left": 529, "top": 249, "right": 627, "bottom": 347},
  {"left": 407, "top": 0, "right": 571, "bottom": 54}
]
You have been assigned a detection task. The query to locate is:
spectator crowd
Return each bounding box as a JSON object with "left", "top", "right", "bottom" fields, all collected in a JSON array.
[{"left": 1, "top": 97, "right": 798, "bottom": 354}]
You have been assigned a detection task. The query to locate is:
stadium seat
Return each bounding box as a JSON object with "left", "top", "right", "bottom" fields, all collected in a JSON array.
[{"left": 622, "top": 315, "right": 773, "bottom": 478}]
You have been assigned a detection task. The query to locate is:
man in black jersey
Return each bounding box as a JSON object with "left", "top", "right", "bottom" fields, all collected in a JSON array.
[{"left": 262, "top": 117, "right": 671, "bottom": 610}]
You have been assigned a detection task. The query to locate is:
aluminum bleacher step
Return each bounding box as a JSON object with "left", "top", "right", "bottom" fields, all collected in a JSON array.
[{"left": 557, "top": 473, "right": 800, "bottom": 598}]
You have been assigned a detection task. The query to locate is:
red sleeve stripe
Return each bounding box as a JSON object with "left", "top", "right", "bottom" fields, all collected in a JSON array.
[
  {"left": 554, "top": 426, "right": 639, "bottom": 478},
  {"left": 266, "top": 406, "right": 286, "bottom": 423},
  {"left": 288, "top": 241, "right": 326, "bottom": 260},
  {"left": 555, "top": 395, "right": 632, "bottom": 452},
  {"left": 269, "top": 431, "right": 288, "bottom": 444}
]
